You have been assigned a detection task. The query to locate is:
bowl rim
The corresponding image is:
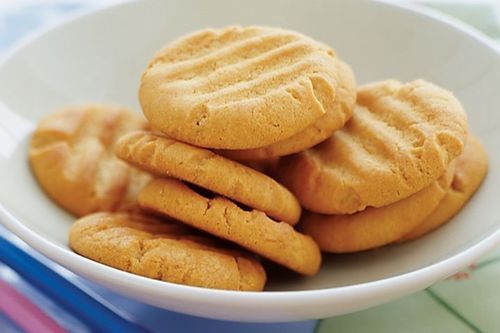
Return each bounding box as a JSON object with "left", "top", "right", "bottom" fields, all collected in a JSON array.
[{"left": 0, "top": 0, "right": 499, "bottom": 306}]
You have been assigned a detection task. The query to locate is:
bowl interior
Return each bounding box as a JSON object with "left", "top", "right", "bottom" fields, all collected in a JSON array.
[{"left": 0, "top": 0, "right": 499, "bottom": 292}]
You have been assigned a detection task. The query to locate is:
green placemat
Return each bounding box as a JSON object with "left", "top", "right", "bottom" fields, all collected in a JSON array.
[{"left": 317, "top": 251, "right": 500, "bottom": 332}]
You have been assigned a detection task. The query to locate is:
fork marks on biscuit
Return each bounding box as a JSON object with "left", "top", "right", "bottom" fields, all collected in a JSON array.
[{"left": 29, "top": 105, "right": 150, "bottom": 216}]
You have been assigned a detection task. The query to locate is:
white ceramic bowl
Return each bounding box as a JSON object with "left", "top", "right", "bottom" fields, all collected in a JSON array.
[{"left": 1, "top": 0, "right": 500, "bottom": 322}]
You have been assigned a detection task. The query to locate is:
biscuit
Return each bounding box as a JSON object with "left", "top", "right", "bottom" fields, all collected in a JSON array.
[
  {"left": 140, "top": 25, "right": 345, "bottom": 149},
  {"left": 138, "top": 178, "right": 321, "bottom": 276},
  {"left": 115, "top": 131, "right": 301, "bottom": 225},
  {"left": 299, "top": 164, "right": 455, "bottom": 253},
  {"left": 278, "top": 79, "right": 468, "bottom": 214},
  {"left": 29, "top": 105, "right": 151, "bottom": 216},
  {"left": 69, "top": 212, "right": 266, "bottom": 291},
  {"left": 220, "top": 59, "right": 356, "bottom": 159},
  {"left": 399, "top": 135, "right": 488, "bottom": 242}
]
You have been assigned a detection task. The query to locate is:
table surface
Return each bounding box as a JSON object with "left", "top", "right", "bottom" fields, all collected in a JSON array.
[{"left": 0, "top": 1, "right": 499, "bottom": 332}]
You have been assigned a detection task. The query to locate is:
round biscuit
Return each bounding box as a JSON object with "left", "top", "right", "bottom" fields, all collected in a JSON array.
[
  {"left": 138, "top": 178, "right": 321, "bottom": 276},
  {"left": 278, "top": 79, "right": 468, "bottom": 214},
  {"left": 115, "top": 131, "right": 301, "bottom": 225},
  {"left": 29, "top": 105, "right": 151, "bottom": 216},
  {"left": 70, "top": 212, "right": 266, "bottom": 291},
  {"left": 140, "top": 26, "right": 343, "bottom": 149}
]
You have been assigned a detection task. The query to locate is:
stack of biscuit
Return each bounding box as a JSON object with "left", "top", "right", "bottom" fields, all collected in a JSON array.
[
  {"left": 277, "top": 80, "right": 487, "bottom": 252},
  {"left": 28, "top": 26, "right": 488, "bottom": 291}
]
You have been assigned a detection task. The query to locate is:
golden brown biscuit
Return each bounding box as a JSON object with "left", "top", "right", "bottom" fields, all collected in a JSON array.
[
  {"left": 115, "top": 131, "right": 301, "bottom": 225},
  {"left": 399, "top": 135, "right": 488, "bottom": 242},
  {"left": 278, "top": 79, "right": 468, "bottom": 214},
  {"left": 138, "top": 178, "right": 321, "bottom": 276},
  {"left": 69, "top": 212, "right": 266, "bottom": 291},
  {"left": 29, "top": 105, "right": 151, "bottom": 216},
  {"left": 220, "top": 59, "right": 356, "bottom": 159},
  {"left": 299, "top": 164, "right": 455, "bottom": 253},
  {"left": 140, "top": 26, "right": 345, "bottom": 149}
]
